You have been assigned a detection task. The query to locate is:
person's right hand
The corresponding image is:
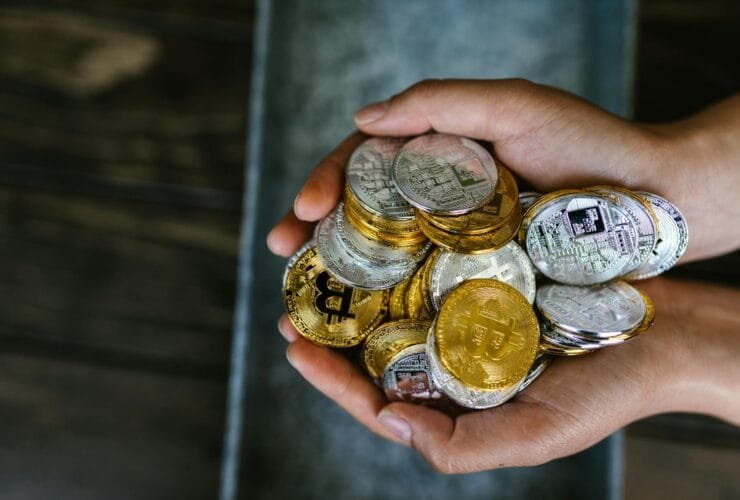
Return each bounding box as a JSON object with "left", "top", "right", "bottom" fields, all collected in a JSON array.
[{"left": 268, "top": 79, "right": 740, "bottom": 263}]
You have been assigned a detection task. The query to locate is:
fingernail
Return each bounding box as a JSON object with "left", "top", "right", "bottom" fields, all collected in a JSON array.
[
  {"left": 294, "top": 178, "right": 322, "bottom": 220},
  {"left": 354, "top": 100, "right": 389, "bottom": 126},
  {"left": 278, "top": 318, "right": 299, "bottom": 342},
  {"left": 378, "top": 411, "right": 412, "bottom": 444}
]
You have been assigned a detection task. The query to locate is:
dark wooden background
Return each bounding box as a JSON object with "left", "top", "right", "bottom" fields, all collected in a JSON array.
[{"left": 0, "top": 1, "right": 737, "bottom": 499}]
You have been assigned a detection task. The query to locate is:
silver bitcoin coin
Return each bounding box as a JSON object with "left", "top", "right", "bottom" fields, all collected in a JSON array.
[
  {"left": 335, "top": 203, "right": 430, "bottom": 267},
  {"left": 381, "top": 344, "right": 447, "bottom": 403},
  {"left": 425, "top": 323, "right": 522, "bottom": 409},
  {"left": 429, "top": 241, "right": 536, "bottom": 310},
  {"left": 281, "top": 239, "right": 316, "bottom": 293},
  {"left": 625, "top": 192, "right": 689, "bottom": 280},
  {"left": 590, "top": 187, "right": 658, "bottom": 273},
  {"left": 519, "top": 191, "right": 542, "bottom": 211},
  {"left": 524, "top": 192, "right": 639, "bottom": 285},
  {"left": 392, "top": 133, "right": 498, "bottom": 215},
  {"left": 316, "top": 208, "right": 412, "bottom": 290},
  {"left": 517, "top": 353, "right": 550, "bottom": 393},
  {"left": 536, "top": 281, "right": 646, "bottom": 338},
  {"left": 346, "top": 137, "right": 414, "bottom": 220}
]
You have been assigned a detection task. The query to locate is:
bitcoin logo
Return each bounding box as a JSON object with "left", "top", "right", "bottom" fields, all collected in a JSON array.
[
  {"left": 465, "top": 299, "right": 524, "bottom": 360},
  {"left": 314, "top": 271, "right": 355, "bottom": 324}
]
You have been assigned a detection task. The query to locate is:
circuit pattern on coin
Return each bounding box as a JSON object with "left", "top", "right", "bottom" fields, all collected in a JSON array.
[{"left": 381, "top": 344, "right": 446, "bottom": 403}]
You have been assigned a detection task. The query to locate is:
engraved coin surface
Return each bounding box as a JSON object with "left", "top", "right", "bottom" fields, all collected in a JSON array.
[
  {"left": 281, "top": 239, "right": 316, "bottom": 293},
  {"left": 625, "top": 192, "right": 689, "bottom": 280},
  {"left": 317, "top": 208, "right": 413, "bottom": 290},
  {"left": 419, "top": 166, "right": 519, "bottom": 234},
  {"left": 426, "top": 324, "right": 522, "bottom": 409},
  {"left": 430, "top": 241, "right": 536, "bottom": 309},
  {"left": 435, "top": 279, "right": 539, "bottom": 390},
  {"left": 346, "top": 137, "right": 413, "bottom": 220},
  {"left": 381, "top": 345, "right": 447, "bottom": 403},
  {"left": 363, "top": 320, "right": 431, "bottom": 379},
  {"left": 523, "top": 192, "right": 639, "bottom": 285},
  {"left": 392, "top": 133, "right": 498, "bottom": 215},
  {"left": 283, "top": 244, "right": 389, "bottom": 347},
  {"left": 536, "top": 281, "right": 646, "bottom": 338}
]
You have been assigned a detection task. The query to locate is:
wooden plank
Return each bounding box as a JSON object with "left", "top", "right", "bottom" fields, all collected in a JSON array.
[{"left": 0, "top": 352, "right": 224, "bottom": 500}]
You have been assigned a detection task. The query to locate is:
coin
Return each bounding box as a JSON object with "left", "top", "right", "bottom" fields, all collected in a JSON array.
[
  {"left": 588, "top": 186, "right": 658, "bottom": 273},
  {"left": 344, "top": 186, "right": 423, "bottom": 238},
  {"left": 418, "top": 166, "right": 519, "bottom": 235},
  {"left": 430, "top": 241, "right": 536, "bottom": 310},
  {"left": 343, "top": 200, "right": 427, "bottom": 248},
  {"left": 522, "top": 191, "right": 639, "bottom": 285},
  {"left": 426, "top": 323, "right": 523, "bottom": 409},
  {"left": 624, "top": 191, "right": 689, "bottom": 280},
  {"left": 435, "top": 279, "right": 540, "bottom": 390},
  {"left": 317, "top": 207, "right": 414, "bottom": 290},
  {"left": 517, "top": 354, "right": 550, "bottom": 393},
  {"left": 406, "top": 262, "right": 432, "bottom": 320},
  {"left": 363, "top": 319, "right": 431, "bottom": 379},
  {"left": 519, "top": 191, "right": 542, "bottom": 211},
  {"left": 392, "top": 133, "right": 498, "bottom": 215},
  {"left": 416, "top": 201, "right": 522, "bottom": 254},
  {"left": 381, "top": 344, "right": 447, "bottom": 403},
  {"left": 389, "top": 274, "right": 412, "bottom": 320},
  {"left": 281, "top": 239, "right": 316, "bottom": 294},
  {"left": 283, "top": 244, "right": 389, "bottom": 347},
  {"left": 421, "top": 248, "right": 442, "bottom": 314},
  {"left": 346, "top": 137, "right": 413, "bottom": 220},
  {"left": 536, "top": 281, "right": 646, "bottom": 339}
]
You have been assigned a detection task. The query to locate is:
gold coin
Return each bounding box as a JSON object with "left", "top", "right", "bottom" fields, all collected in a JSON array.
[
  {"left": 389, "top": 274, "right": 412, "bottom": 320},
  {"left": 362, "top": 319, "right": 431, "bottom": 379},
  {"left": 406, "top": 264, "right": 431, "bottom": 320},
  {"left": 416, "top": 202, "right": 522, "bottom": 254},
  {"left": 344, "top": 187, "right": 423, "bottom": 236},
  {"left": 418, "top": 166, "right": 520, "bottom": 235},
  {"left": 421, "top": 248, "right": 442, "bottom": 314},
  {"left": 343, "top": 197, "right": 427, "bottom": 248},
  {"left": 539, "top": 342, "right": 591, "bottom": 356},
  {"left": 283, "top": 245, "right": 389, "bottom": 347},
  {"left": 633, "top": 288, "right": 655, "bottom": 334},
  {"left": 435, "top": 279, "right": 539, "bottom": 390}
]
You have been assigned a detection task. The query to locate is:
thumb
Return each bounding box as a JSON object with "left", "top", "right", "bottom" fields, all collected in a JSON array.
[{"left": 353, "top": 79, "right": 571, "bottom": 142}]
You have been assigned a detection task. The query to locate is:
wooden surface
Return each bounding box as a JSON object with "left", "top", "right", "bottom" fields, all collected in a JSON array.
[{"left": 0, "top": 1, "right": 737, "bottom": 499}]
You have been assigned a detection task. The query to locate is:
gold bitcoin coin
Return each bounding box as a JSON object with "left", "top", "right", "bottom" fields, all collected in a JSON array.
[
  {"left": 283, "top": 245, "right": 389, "bottom": 347},
  {"left": 344, "top": 187, "right": 424, "bottom": 236},
  {"left": 389, "top": 274, "right": 412, "bottom": 320},
  {"left": 343, "top": 196, "right": 427, "bottom": 248},
  {"left": 406, "top": 264, "right": 431, "bottom": 320},
  {"left": 363, "top": 319, "right": 431, "bottom": 379},
  {"left": 418, "top": 166, "right": 520, "bottom": 235},
  {"left": 416, "top": 202, "right": 522, "bottom": 254},
  {"left": 435, "top": 279, "right": 539, "bottom": 390}
]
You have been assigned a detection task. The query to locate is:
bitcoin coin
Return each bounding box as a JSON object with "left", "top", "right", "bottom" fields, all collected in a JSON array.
[
  {"left": 625, "top": 191, "right": 689, "bottom": 280},
  {"left": 435, "top": 279, "right": 540, "bottom": 390},
  {"left": 522, "top": 192, "right": 639, "bottom": 285},
  {"left": 389, "top": 274, "right": 412, "bottom": 320},
  {"left": 317, "top": 208, "right": 414, "bottom": 290},
  {"left": 416, "top": 201, "right": 522, "bottom": 254},
  {"left": 517, "top": 353, "right": 550, "bottom": 393},
  {"left": 346, "top": 137, "right": 413, "bottom": 220},
  {"left": 421, "top": 248, "right": 442, "bottom": 314},
  {"left": 406, "top": 262, "right": 432, "bottom": 320},
  {"left": 283, "top": 244, "right": 389, "bottom": 347},
  {"left": 344, "top": 186, "right": 423, "bottom": 237},
  {"left": 392, "top": 133, "right": 498, "bottom": 215},
  {"left": 536, "top": 281, "right": 646, "bottom": 338},
  {"left": 281, "top": 239, "right": 316, "bottom": 293},
  {"left": 418, "top": 166, "right": 520, "bottom": 235},
  {"left": 363, "top": 319, "right": 431, "bottom": 379},
  {"left": 382, "top": 344, "right": 447, "bottom": 403},
  {"left": 519, "top": 191, "right": 542, "bottom": 211},
  {"left": 430, "top": 241, "right": 536, "bottom": 309}
]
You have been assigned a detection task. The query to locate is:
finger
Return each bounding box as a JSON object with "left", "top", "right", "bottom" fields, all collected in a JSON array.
[
  {"left": 286, "top": 339, "right": 406, "bottom": 445},
  {"left": 354, "top": 79, "right": 570, "bottom": 142},
  {"left": 277, "top": 314, "right": 300, "bottom": 342},
  {"left": 266, "top": 209, "right": 315, "bottom": 257},
  {"left": 293, "top": 132, "right": 366, "bottom": 222}
]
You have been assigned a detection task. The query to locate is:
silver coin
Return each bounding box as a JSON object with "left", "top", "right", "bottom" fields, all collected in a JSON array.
[
  {"left": 381, "top": 344, "right": 447, "bottom": 403},
  {"left": 281, "top": 239, "right": 316, "bottom": 293},
  {"left": 546, "top": 320, "right": 638, "bottom": 348},
  {"left": 429, "top": 241, "right": 536, "bottom": 310},
  {"left": 540, "top": 323, "right": 597, "bottom": 350},
  {"left": 316, "top": 209, "right": 412, "bottom": 290},
  {"left": 392, "top": 133, "right": 498, "bottom": 215},
  {"left": 335, "top": 203, "right": 430, "bottom": 267},
  {"left": 517, "top": 354, "right": 551, "bottom": 393},
  {"left": 519, "top": 191, "right": 542, "bottom": 211},
  {"left": 624, "top": 192, "right": 689, "bottom": 280},
  {"left": 425, "top": 323, "right": 522, "bottom": 409},
  {"left": 536, "top": 281, "right": 646, "bottom": 338},
  {"left": 524, "top": 193, "right": 639, "bottom": 285},
  {"left": 590, "top": 187, "right": 658, "bottom": 273},
  {"left": 346, "top": 137, "right": 414, "bottom": 220}
]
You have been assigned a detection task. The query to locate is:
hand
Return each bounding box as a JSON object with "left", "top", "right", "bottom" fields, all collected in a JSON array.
[
  {"left": 267, "top": 79, "right": 740, "bottom": 262},
  {"left": 278, "top": 278, "right": 740, "bottom": 473}
]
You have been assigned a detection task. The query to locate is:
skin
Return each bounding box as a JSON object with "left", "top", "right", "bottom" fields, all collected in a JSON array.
[{"left": 267, "top": 79, "right": 740, "bottom": 473}]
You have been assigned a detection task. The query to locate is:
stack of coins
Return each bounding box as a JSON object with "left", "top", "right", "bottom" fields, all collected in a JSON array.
[{"left": 281, "top": 132, "right": 689, "bottom": 410}]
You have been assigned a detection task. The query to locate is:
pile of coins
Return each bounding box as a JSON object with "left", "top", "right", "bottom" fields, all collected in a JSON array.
[{"left": 282, "top": 133, "right": 688, "bottom": 410}]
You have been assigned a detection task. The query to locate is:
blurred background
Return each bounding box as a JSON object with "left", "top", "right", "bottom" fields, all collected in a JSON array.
[{"left": 0, "top": 1, "right": 738, "bottom": 499}]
